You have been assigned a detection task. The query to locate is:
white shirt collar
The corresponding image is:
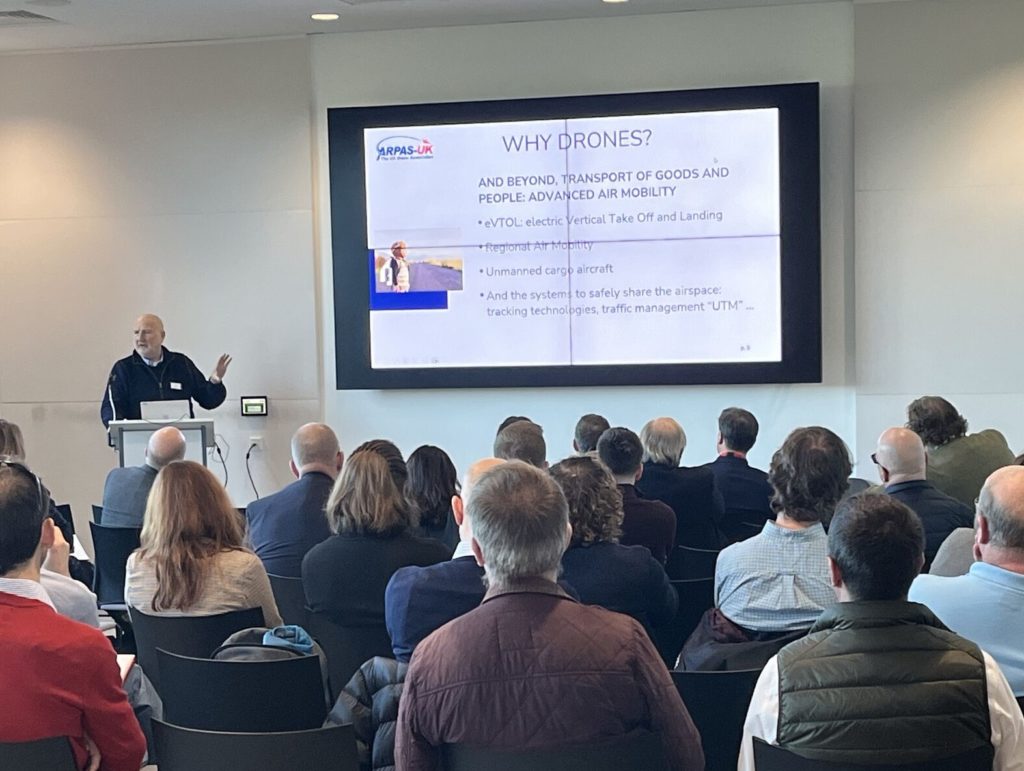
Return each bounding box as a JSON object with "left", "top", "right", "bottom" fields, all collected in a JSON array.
[
  {"left": 452, "top": 540, "right": 476, "bottom": 560},
  {"left": 141, "top": 354, "right": 163, "bottom": 367},
  {"left": 0, "top": 576, "right": 56, "bottom": 609}
]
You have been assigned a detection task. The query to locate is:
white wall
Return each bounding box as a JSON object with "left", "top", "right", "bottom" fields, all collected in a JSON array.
[
  {"left": 312, "top": 3, "right": 857, "bottom": 476},
  {"left": 0, "top": 38, "right": 320, "bottom": 547},
  {"left": 853, "top": 0, "right": 1024, "bottom": 470}
]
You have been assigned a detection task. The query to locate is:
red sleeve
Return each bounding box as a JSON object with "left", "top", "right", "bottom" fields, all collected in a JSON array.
[
  {"left": 632, "top": 623, "right": 705, "bottom": 771},
  {"left": 395, "top": 663, "right": 441, "bottom": 771},
  {"left": 77, "top": 635, "right": 146, "bottom": 771}
]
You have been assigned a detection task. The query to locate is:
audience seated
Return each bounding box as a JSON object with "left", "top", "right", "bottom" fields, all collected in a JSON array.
[
  {"left": 635, "top": 416, "right": 725, "bottom": 551},
  {"left": 715, "top": 427, "right": 848, "bottom": 633},
  {"left": 907, "top": 395, "right": 1015, "bottom": 506},
  {"left": 493, "top": 419, "right": 547, "bottom": 467},
  {"left": 245, "top": 422, "right": 341, "bottom": 578},
  {"left": 873, "top": 426, "right": 973, "bottom": 569},
  {"left": 126, "top": 460, "right": 283, "bottom": 626},
  {"left": 495, "top": 415, "right": 533, "bottom": 435},
  {"left": 740, "top": 493, "right": 1024, "bottom": 769},
  {"left": 405, "top": 445, "right": 460, "bottom": 552},
  {"left": 0, "top": 460, "right": 146, "bottom": 771},
  {"left": 40, "top": 524, "right": 101, "bottom": 627},
  {"left": 704, "top": 408, "right": 774, "bottom": 540},
  {"left": 597, "top": 427, "right": 676, "bottom": 564},
  {"left": 302, "top": 446, "right": 449, "bottom": 629},
  {"left": 553, "top": 456, "right": 677, "bottom": 631},
  {"left": 101, "top": 425, "right": 186, "bottom": 528},
  {"left": 910, "top": 466, "right": 1024, "bottom": 696},
  {"left": 573, "top": 412, "right": 610, "bottom": 456},
  {"left": 385, "top": 458, "right": 505, "bottom": 662},
  {"left": 395, "top": 461, "right": 704, "bottom": 770}
]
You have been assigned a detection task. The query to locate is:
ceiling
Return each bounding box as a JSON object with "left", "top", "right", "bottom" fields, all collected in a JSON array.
[{"left": 0, "top": 0, "right": 848, "bottom": 54}]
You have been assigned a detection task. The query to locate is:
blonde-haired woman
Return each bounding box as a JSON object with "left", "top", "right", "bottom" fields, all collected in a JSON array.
[
  {"left": 125, "top": 460, "right": 282, "bottom": 626},
  {"left": 302, "top": 448, "right": 448, "bottom": 627}
]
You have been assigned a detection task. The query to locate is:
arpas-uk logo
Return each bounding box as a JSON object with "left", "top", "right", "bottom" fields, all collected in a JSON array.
[{"left": 375, "top": 135, "right": 434, "bottom": 161}]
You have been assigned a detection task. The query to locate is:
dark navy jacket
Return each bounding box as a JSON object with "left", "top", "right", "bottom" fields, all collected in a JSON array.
[
  {"left": 100, "top": 347, "right": 226, "bottom": 427},
  {"left": 636, "top": 461, "right": 725, "bottom": 549},
  {"left": 705, "top": 454, "right": 774, "bottom": 540},
  {"left": 885, "top": 480, "right": 974, "bottom": 568},
  {"left": 561, "top": 541, "right": 678, "bottom": 633},
  {"left": 245, "top": 472, "right": 334, "bottom": 578}
]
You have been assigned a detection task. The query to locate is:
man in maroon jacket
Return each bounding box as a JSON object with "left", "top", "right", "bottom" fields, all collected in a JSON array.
[
  {"left": 0, "top": 460, "right": 146, "bottom": 771},
  {"left": 396, "top": 461, "right": 704, "bottom": 771}
]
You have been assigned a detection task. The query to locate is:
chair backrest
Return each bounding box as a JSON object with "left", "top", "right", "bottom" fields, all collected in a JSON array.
[
  {"left": 672, "top": 545, "right": 720, "bottom": 580},
  {"left": 91, "top": 504, "right": 103, "bottom": 524},
  {"left": 267, "top": 574, "right": 307, "bottom": 627},
  {"left": 441, "top": 731, "right": 668, "bottom": 771},
  {"left": 153, "top": 719, "right": 358, "bottom": 771},
  {"left": 651, "top": 578, "right": 715, "bottom": 668},
  {"left": 671, "top": 668, "right": 762, "bottom": 771},
  {"left": 752, "top": 738, "right": 994, "bottom": 770},
  {"left": 1017, "top": 695, "right": 1023, "bottom": 713},
  {"left": 304, "top": 610, "right": 394, "bottom": 700},
  {"left": 157, "top": 649, "right": 327, "bottom": 732},
  {"left": 129, "top": 606, "right": 264, "bottom": 694},
  {"left": 0, "top": 737, "right": 76, "bottom": 771},
  {"left": 88, "top": 522, "right": 141, "bottom": 606}
]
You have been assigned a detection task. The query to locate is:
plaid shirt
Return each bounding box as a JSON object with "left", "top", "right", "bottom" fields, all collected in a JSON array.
[{"left": 715, "top": 520, "right": 834, "bottom": 632}]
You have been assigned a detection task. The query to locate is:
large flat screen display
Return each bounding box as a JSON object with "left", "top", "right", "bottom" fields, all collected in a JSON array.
[{"left": 329, "top": 83, "right": 820, "bottom": 389}]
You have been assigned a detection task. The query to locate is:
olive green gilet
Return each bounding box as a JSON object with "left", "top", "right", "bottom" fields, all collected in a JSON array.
[{"left": 776, "top": 601, "right": 991, "bottom": 765}]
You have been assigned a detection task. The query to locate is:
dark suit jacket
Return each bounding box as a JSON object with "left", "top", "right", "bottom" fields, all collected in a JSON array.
[
  {"left": 302, "top": 530, "right": 450, "bottom": 628},
  {"left": 885, "top": 480, "right": 974, "bottom": 569},
  {"left": 705, "top": 454, "right": 774, "bottom": 540},
  {"left": 101, "top": 464, "right": 158, "bottom": 529},
  {"left": 636, "top": 461, "right": 725, "bottom": 549},
  {"left": 619, "top": 484, "right": 676, "bottom": 564},
  {"left": 561, "top": 541, "right": 678, "bottom": 631},
  {"left": 245, "top": 472, "right": 334, "bottom": 578}
]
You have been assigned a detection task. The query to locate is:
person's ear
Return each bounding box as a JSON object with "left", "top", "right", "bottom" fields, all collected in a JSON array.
[
  {"left": 827, "top": 555, "right": 843, "bottom": 589},
  {"left": 40, "top": 518, "right": 56, "bottom": 551},
  {"left": 879, "top": 465, "right": 891, "bottom": 484},
  {"left": 336, "top": 451, "right": 345, "bottom": 473},
  {"left": 452, "top": 494, "right": 465, "bottom": 527},
  {"left": 572, "top": 439, "right": 579, "bottom": 452},
  {"left": 634, "top": 465, "right": 643, "bottom": 483},
  {"left": 289, "top": 460, "right": 300, "bottom": 479},
  {"left": 470, "top": 536, "right": 485, "bottom": 567},
  {"left": 564, "top": 521, "right": 573, "bottom": 551}
]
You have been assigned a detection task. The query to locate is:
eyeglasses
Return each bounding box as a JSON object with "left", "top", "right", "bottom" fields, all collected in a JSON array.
[{"left": 0, "top": 458, "right": 46, "bottom": 519}]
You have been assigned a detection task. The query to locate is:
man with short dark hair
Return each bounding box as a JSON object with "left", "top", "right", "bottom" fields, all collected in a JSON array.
[
  {"left": 0, "top": 461, "right": 146, "bottom": 771},
  {"left": 396, "top": 461, "right": 704, "bottom": 771},
  {"left": 597, "top": 427, "right": 676, "bottom": 563},
  {"left": 906, "top": 396, "right": 1014, "bottom": 506},
  {"left": 573, "top": 413, "right": 609, "bottom": 455},
  {"left": 740, "top": 493, "right": 1024, "bottom": 770},
  {"left": 873, "top": 426, "right": 973, "bottom": 569},
  {"left": 911, "top": 466, "right": 1024, "bottom": 696},
  {"left": 246, "top": 423, "right": 342, "bottom": 577},
  {"left": 493, "top": 420, "right": 546, "bottom": 468},
  {"left": 101, "top": 425, "right": 186, "bottom": 528},
  {"left": 705, "top": 407, "right": 773, "bottom": 540}
]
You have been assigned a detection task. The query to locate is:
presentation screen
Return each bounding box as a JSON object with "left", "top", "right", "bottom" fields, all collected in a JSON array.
[{"left": 329, "top": 83, "right": 820, "bottom": 389}]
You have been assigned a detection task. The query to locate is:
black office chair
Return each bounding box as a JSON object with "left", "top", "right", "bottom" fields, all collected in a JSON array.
[
  {"left": 91, "top": 504, "right": 104, "bottom": 524},
  {"left": 129, "top": 606, "right": 264, "bottom": 694},
  {"left": 752, "top": 738, "right": 993, "bottom": 770},
  {"left": 651, "top": 577, "right": 715, "bottom": 667},
  {"left": 152, "top": 719, "right": 358, "bottom": 771},
  {"left": 671, "top": 668, "right": 762, "bottom": 771},
  {"left": 304, "top": 611, "right": 394, "bottom": 700},
  {"left": 1017, "top": 695, "right": 1023, "bottom": 713},
  {"left": 0, "top": 737, "right": 76, "bottom": 771},
  {"left": 441, "top": 731, "right": 668, "bottom": 771},
  {"left": 670, "top": 545, "right": 721, "bottom": 580},
  {"left": 88, "top": 522, "right": 141, "bottom": 609},
  {"left": 267, "top": 574, "right": 307, "bottom": 627},
  {"left": 157, "top": 649, "right": 327, "bottom": 732}
]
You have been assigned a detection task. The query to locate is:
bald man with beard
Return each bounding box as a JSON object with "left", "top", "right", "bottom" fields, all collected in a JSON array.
[
  {"left": 874, "top": 426, "right": 973, "bottom": 569},
  {"left": 101, "top": 313, "right": 231, "bottom": 428}
]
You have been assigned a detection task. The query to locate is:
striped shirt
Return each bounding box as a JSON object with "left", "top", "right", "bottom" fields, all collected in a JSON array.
[{"left": 715, "top": 520, "right": 834, "bottom": 632}]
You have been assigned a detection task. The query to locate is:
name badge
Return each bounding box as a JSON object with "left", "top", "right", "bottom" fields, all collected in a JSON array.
[{"left": 170, "top": 382, "right": 183, "bottom": 391}]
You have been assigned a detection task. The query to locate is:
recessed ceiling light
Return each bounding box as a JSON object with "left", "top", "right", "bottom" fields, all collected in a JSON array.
[
  {"left": 602, "top": 0, "right": 630, "bottom": 4},
  {"left": 311, "top": 12, "right": 340, "bottom": 21}
]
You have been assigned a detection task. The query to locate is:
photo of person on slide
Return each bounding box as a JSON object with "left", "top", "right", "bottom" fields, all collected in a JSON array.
[{"left": 373, "top": 238, "right": 464, "bottom": 294}]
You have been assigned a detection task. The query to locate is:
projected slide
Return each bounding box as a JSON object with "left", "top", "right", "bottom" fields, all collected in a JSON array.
[{"left": 363, "top": 109, "right": 781, "bottom": 370}]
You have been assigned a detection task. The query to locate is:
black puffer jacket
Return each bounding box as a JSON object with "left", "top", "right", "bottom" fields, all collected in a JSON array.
[{"left": 327, "top": 656, "right": 407, "bottom": 771}]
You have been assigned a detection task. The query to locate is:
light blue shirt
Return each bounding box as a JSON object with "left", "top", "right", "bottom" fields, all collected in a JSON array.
[
  {"left": 910, "top": 562, "right": 1024, "bottom": 696},
  {"left": 715, "top": 520, "right": 834, "bottom": 632}
]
